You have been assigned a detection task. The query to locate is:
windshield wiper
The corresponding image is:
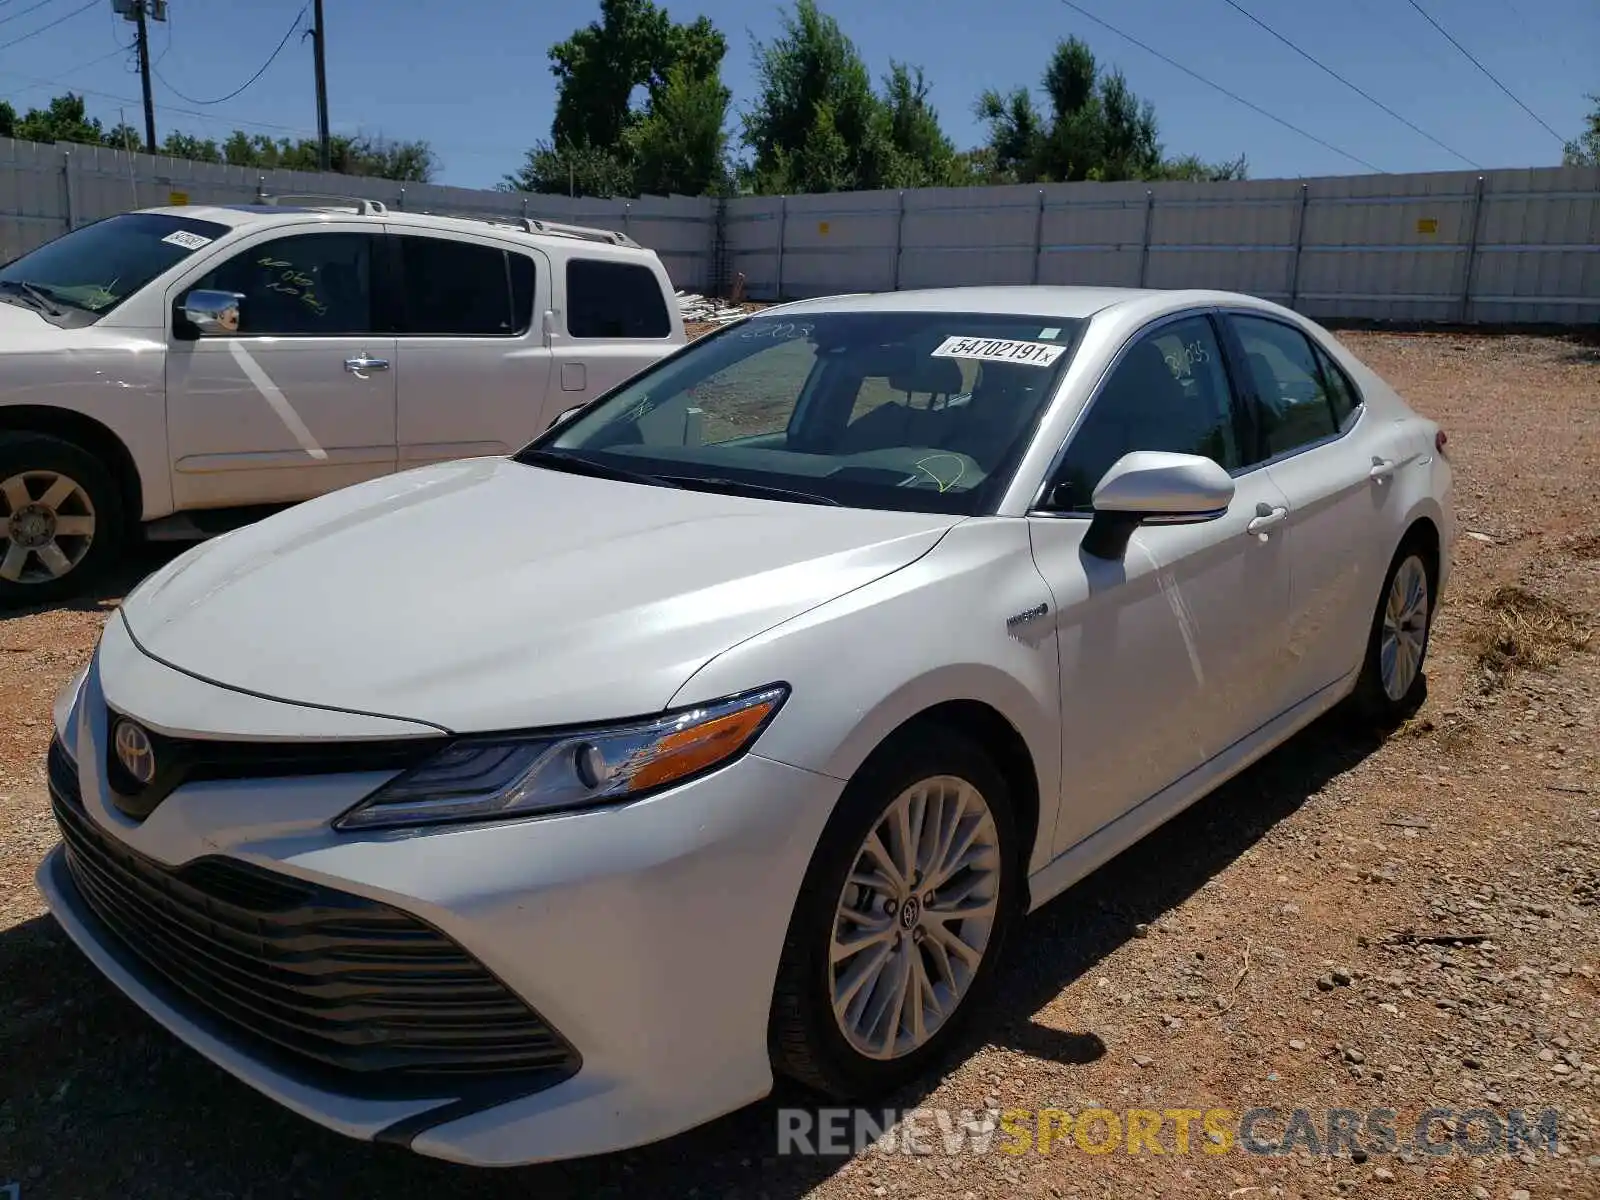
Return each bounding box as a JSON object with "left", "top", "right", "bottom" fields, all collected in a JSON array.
[
  {"left": 0, "top": 279, "right": 64, "bottom": 317},
  {"left": 655, "top": 475, "right": 840, "bottom": 506},
  {"left": 519, "top": 448, "right": 680, "bottom": 489}
]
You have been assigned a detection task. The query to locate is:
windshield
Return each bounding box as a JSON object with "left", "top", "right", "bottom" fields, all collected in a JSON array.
[
  {"left": 523, "top": 310, "right": 1083, "bottom": 514},
  {"left": 0, "top": 212, "right": 231, "bottom": 318}
]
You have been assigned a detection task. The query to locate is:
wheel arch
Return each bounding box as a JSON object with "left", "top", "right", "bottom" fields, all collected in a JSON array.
[
  {"left": 866, "top": 699, "right": 1042, "bottom": 899},
  {"left": 0, "top": 406, "right": 143, "bottom": 533}
]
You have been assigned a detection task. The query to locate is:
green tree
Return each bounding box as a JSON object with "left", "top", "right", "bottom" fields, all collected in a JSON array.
[
  {"left": 744, "top": 0, "right": 958, "bottom": 194},
  {"left": 1564, "top": 94, "right": 1600, "bottom": 166},
  {"left": 0, "top": 101, "right": 15, "bottom": 140},
  {"left": 14, "top": 93, "right": 107, "bottom": 148},
  {"left": 975, "top": 38, "right": 1244, "bottom": 184},
  {"left": 104, "top": 122, "right": 147, "bottom": 154},
  {"left": 628, "top": 61, "right": 731, "bottom": 195},
  {"left": 876, "top": 63, "right": 960, "bottom": 188},
  {"left": 161, "top": 131, "right": 223, "bottom": 163},
  {"left": 513, "top": 0, "right": 732, "bottom": 197}
]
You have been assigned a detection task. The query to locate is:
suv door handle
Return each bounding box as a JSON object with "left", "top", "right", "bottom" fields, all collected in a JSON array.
[
  {"left": 344, "top": 355, "right": 390, "bottom": 373},
  {"left": 1369, "top": 456, "right": 1397, "bottom": 482},
  {"left": 1246, "top": 503, "right": 1289, "bottom": 536}
]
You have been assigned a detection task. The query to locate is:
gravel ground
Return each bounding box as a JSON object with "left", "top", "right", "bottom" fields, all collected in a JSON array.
[{"left": 0, "top": 330, "right": 1596, "bottom": 1200}]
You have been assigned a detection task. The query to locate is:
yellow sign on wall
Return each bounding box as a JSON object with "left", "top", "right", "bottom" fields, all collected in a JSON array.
[
  {"left": 818, "top": 221, "right": 830, "bottom": 235},
  {"left": 168, "top": 190, "right": 190, "bottom": 206},
  {"left": 1416, "top": 217, "right": 1438, "bottom": 234}
]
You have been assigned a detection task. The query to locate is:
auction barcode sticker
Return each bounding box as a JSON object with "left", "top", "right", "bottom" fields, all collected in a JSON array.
[
  {"left": 931, "top": 335, "right": 1065, "bottom": 367},
  {"left": 161, "top": 230, "right": 214, "bottom": 250}
]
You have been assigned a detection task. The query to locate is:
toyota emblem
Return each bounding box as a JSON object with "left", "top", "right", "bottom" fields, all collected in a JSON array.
[{"left": 114, "top": 720, "right": 157, "bottom": 786}]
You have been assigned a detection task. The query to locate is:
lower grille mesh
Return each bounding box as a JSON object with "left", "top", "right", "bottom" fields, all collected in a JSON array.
[{"left": 48, "top": 739, "right": 576, "bottom": 1087}]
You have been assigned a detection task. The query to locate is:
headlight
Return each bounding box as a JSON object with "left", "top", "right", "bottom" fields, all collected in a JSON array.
[{"left": 334, "top": 685, "right": 788, "bottom": 831}]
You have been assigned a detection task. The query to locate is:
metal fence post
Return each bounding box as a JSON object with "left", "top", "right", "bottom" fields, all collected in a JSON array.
[
  {"left": 255, "top": 175, "right": 266, "bottom": 202},
  {"left": 775, "top": 195, "right": 788, "bottom": 299},
  {"left": 623, "top": 200, "right": 632, "bottom": 240},
  {"left": 1460, "top": 174, "right": 1486, "bottom": 323},
  {"left": 396, "top": 186, "right": 406, "bottom": 211},
  {"left": 60, "top": 151, "right": 74, "bottom": 233},
  {"left": 1287, "top": 183, "right": 1309, "bottom": 311},
  {"left": 1030, "top": 189, "right": 1045, "bottom": 284},
  {"left": 1138, "top": 189, "right": 1154, "bottom": 286},
  {"left": 892, "top": 189, "right": 906, "bottom": 291}
]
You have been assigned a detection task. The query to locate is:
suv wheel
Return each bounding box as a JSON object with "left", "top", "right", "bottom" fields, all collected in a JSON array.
[
  {"left": 770, "top": 729, "right": 1020, "bottom": 1098},
  {"left": 0, "top": 433, "right": 124, "bottom": 605}
]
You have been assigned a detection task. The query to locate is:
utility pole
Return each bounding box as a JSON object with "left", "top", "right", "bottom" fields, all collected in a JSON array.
[
  {"left": 134, "top": 1, "right": 155, "bottom": 153},
  {"left": 113, "top": 0, "right": 165, "bottom": 153},
  {"left": 311, "top": 0, "right": 331, "bottom": 170}
]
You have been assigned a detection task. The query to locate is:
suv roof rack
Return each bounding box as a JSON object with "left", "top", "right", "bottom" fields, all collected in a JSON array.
[
  {"left": 421, "top": 210, "right": 640, "bottom": 249},
  {"left": 264, "top": 193, "right": 388, "bottom": 216}
]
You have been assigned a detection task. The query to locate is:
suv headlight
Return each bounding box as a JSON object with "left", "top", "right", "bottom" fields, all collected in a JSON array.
[{"left": 335, "top": 685, "right": 788, "bottom": 831}]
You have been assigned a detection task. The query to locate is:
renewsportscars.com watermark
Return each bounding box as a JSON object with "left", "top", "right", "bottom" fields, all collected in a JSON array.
[{"left": 777, "top": 1105, "right": 1561, "bottom": 1159}]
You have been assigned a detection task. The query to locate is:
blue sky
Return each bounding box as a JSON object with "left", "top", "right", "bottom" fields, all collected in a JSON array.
[{"left": 0, "top": 0, "right": 1593, "bottom": 189}]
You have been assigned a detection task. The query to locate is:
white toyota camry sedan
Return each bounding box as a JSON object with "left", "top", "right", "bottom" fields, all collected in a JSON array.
[{"left": 39, "top": 286, "right": 1454, "bottom": 1165}]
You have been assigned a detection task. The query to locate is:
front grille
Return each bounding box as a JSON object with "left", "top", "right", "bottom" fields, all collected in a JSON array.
[{"left": 48, "top": 739, "right": 578, "bottom": 1093}]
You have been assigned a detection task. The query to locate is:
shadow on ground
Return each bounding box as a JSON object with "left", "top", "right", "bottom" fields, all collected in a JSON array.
[{"left": 0, "top": 712, "right": 1388, "bottom": 1200}]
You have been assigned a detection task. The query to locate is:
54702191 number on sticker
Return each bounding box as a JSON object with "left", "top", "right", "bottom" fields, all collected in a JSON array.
[{"left": 931, "top": 336, "right": 1065, "bottom": 368}]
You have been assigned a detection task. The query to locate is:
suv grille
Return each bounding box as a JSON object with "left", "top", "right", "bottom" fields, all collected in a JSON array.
[{"left": 48, "top": 738, "right": 577, "bottom": 1092}]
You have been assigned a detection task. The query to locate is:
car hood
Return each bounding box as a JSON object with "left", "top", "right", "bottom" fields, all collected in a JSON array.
[{"left": 120, "top": 457, "right": 958, "bottom": 733}]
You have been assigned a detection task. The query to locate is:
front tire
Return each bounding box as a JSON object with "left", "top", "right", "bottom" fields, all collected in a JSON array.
[
  {"left": 0, "top": 433, "right": 124, "bottom": 606},
  {"left": 769, "top": 728, "right": 1020, "bottom": 1099},
  {"left": 1350, "top": 540, "right": 1434, "bottom": 723}
]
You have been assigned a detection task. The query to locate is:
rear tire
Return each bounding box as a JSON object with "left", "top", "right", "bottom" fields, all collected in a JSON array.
[
  {"left": 769, "top": 728, "right": 1021, "bottom": 1099},
  {"left": 0, "top": 433, "right": 125, "bottom": 606},
  {"left": 1349, "top": 539, "right": 1435, "bottom": 724}
]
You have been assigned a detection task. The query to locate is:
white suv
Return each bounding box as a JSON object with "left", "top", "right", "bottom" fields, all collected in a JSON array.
[{"left": 0, "top": 197, "right": 685, "bottom": 602}]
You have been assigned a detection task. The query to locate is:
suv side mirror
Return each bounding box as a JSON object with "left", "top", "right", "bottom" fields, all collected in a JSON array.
[
  {"left": 175, "top": 289, "right": 244, "bottom": 339},
  {"left": 1081, "top": 451, "right": 1235, "bottom": 560}
]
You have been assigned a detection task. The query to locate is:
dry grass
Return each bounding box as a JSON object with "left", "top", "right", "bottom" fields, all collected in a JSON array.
[{"left": 1470, "top": 582, "right": 1593, "bottom": 688}]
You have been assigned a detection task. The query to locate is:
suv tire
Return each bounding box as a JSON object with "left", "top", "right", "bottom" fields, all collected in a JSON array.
[{"left": 0, "top": 433, "right": 124, "bottom": 606}]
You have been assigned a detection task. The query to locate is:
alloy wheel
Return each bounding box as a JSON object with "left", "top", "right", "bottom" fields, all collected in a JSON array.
[
  {"left": 0, "top": 470, "right": 96, "bottom": 586},
  {"left": 828, "top": 774, "right": 1002, "bottom": 1060},
  {"left": 1380, "top": 553, "right": 1429, "bottom": 701}
]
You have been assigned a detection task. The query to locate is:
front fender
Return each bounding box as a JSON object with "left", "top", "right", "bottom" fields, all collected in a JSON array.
[{"left": 669, "top": 518, "right": 1063, "bottom": 874}]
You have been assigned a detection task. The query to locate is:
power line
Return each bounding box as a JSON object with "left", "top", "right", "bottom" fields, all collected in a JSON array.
[
  {"left": 1404, "top": 0, "right": 1564, "bottom": 144},
  {"left": 0, "top": 0, "right": 98, "bottom": 54},
  {"left": 0, "top": 0, "right": 63, "bottom": 29},
  {"left": 154, "top": 4, "right": 306, "bottom": 106},
  {"left": 1057, "top": 0, "right": 1386, "bottom": 173},
  {"left": 1215, "top": 0, "right": 1479, "bottom": 168}
]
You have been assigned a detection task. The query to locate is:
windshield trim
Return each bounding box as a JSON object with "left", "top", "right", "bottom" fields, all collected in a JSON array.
[{"left": 515, "top": 309, "right": 1087, "bottom": 518}]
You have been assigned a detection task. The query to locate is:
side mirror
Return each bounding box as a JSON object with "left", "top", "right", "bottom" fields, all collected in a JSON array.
[
  {"left": 176, "top": 289, "right": 244, "bottom": 339},
  {"left": 547, "top": 404, "right": 583, "bottom": 431},
  {"left": 1081, "top": 451, "right": 1235, "bottom": 560}
]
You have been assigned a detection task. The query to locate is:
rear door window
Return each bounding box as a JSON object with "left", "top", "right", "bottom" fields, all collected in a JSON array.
[
  {"left": 565, "top": 259, "right": 670, "bottom": 339},
  {"left": 396, "top": 235, "right": 534, "bottom": 336}
]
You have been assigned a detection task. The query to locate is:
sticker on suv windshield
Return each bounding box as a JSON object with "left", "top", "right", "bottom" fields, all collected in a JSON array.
[
  {"left": 161, "top": 230, "right": 214, "bottom": 250},
  {"left": 931, "top": 336, "right": 1065, "bottom": 367}
]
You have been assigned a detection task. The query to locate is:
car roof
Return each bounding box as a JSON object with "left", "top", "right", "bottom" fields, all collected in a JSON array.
[
  {"left": 764, "top": 285, "right": 1309, "bottom": 326},
  {"left": 133, "top": 204, "right": 649, "bottom": 258}
]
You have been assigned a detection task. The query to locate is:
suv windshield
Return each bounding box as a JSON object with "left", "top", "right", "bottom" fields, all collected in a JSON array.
[
  {"left": 0, "top": 212, "right": 231, "bottom": 320},
  {"left": 523, "top": 310, "right": 1083, "bottom": 514}
]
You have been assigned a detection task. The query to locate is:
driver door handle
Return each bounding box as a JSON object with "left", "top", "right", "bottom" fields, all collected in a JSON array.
[
  {"left": 344, "top": 355, "right": 390, "bottom": 374},
  {"left": 1246, "top": 503, "right": 1289, "bottom": 536},
  {"left": 1369, "top": 456, "right": 1397, "bottom": 482}
]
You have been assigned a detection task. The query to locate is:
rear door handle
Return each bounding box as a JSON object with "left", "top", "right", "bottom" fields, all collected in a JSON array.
[
  {"left": 1246, "top": 504, "right": 1289, "bottom": 536},
  {"left": 344, "top": 355, "right": 390, "bottom": 374},
  {"left": 1369, "top": 456, "right": 1396, "bottom": 481}
]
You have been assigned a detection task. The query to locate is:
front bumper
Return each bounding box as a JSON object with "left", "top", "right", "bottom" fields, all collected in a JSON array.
[{"left": 39, "top": 637, "right": 844, "bottom": 1165}]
